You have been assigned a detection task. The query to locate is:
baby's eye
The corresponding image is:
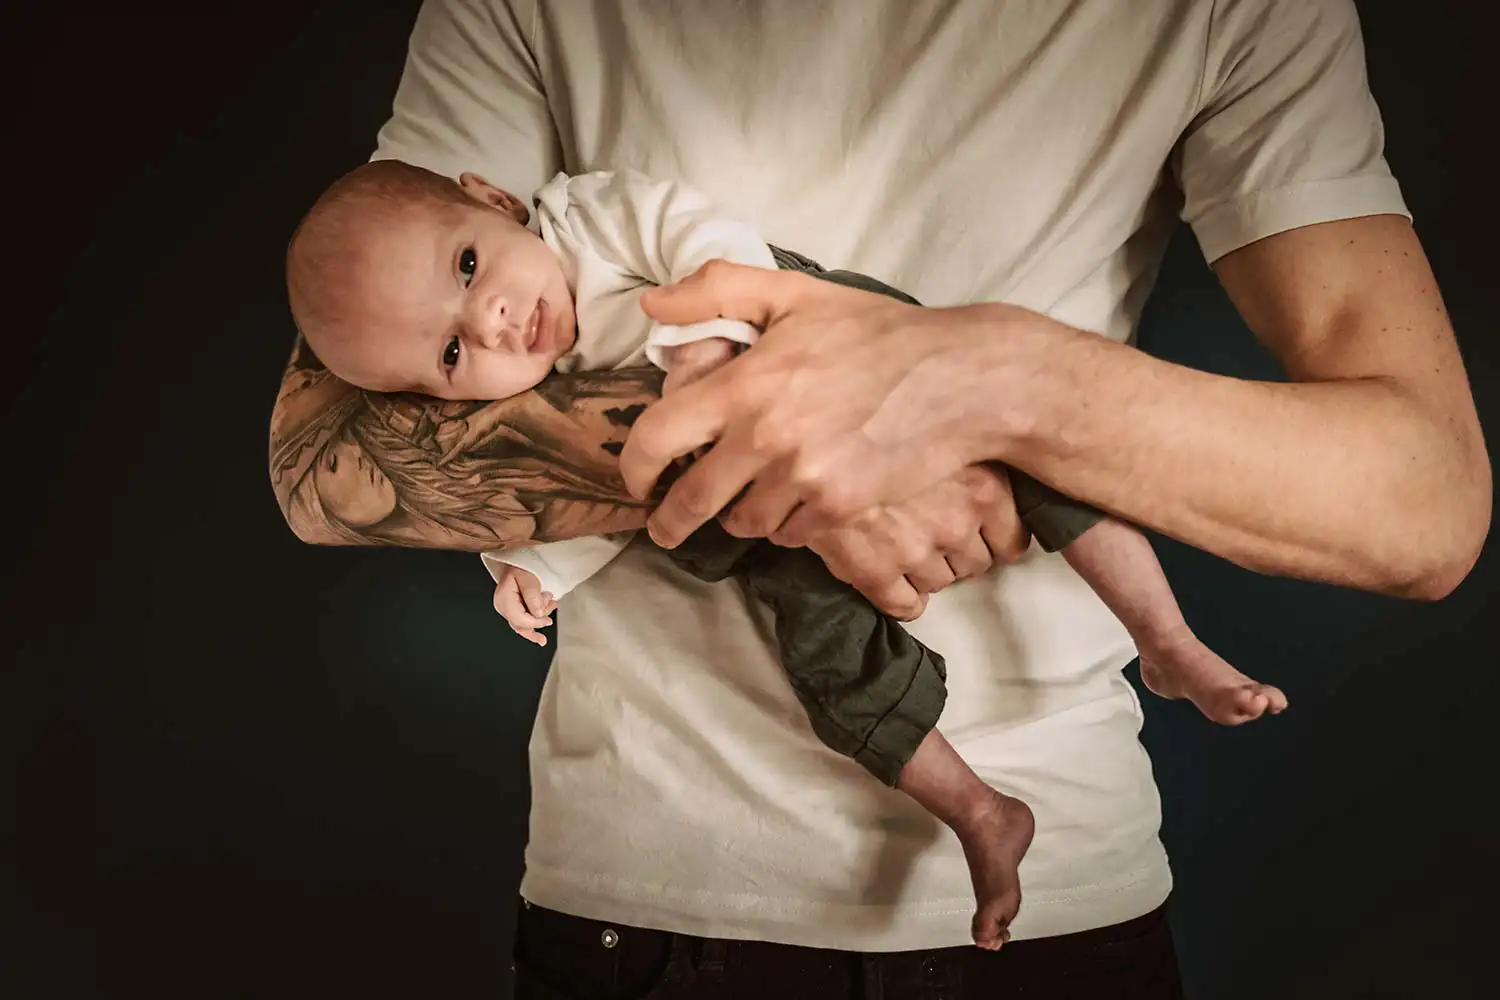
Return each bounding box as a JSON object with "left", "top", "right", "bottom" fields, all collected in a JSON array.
[
  {"left": 442, "top": 336, "right": 461, "bottom": 369},
  {"left": 459, "top": 247, "right": 477, "bottom": 286}
]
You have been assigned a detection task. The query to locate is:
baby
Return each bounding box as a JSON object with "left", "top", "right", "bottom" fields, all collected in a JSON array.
[{"left": 286, "top": 159, "right": 1288, "bottom": 949}]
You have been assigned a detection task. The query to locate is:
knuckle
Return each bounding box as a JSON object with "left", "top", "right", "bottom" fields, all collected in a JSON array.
[
  {"left": 934, "top": 520, "right": 968, "bottom": 550},
  {"left": 995, "top": 529, "right": 1031, "bottom": 563},
  {"left": 625, "top": 409, "right": 660, "bottom": 445},
  {"left": 809, "top": 480, "right": 863, "bottom": 524},
  {"left": 749, "top": 417, "right": 796, "bottom": 459},
  {"left": 699, "top": 257, "right": 734, "bottom": 281},
  {"left": 947, "top": 559, "right": 980, "bottom": 581},
  {"left": 723, "top": 508, "right": 768, "bottom": 539},
  {"left": 845, "top": 563, "right": 888, "bottom": 593},
  {"left": 672, "top": 484, "right": 716, "bottom": 522},
  {"left": 898, "top": 537, "right": 931, "bottom": 571},
  {"left": 967, "top": 468, "right": 1005, "bottom": 505},
  {"left": 788, "top": 449, "right": 829, "bottom": 489},
  {"left": 892, "top": 596, "right": 926, "bottom": 621},
  {"left": 846, "top": 506, "right": 885, "bottom": 539},
  {"left": 824, "top": 561, "right": 858, "bottom": 587}
]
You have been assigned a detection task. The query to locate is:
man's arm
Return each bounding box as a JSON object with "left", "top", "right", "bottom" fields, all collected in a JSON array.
[
  {"left": 269, "top": 334, "right": 660, "bottom": 551},
  {"left": 622, "top": 216, "right": 1488, "bottom": 603},
  {"left": 998, "top": 0, "right": 1490, "bottom": 598},
  {"left": 996, "top": 214, "right": 1489, "bottom": 600}
]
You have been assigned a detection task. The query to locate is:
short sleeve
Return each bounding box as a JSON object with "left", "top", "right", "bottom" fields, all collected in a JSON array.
[
  {"left": 541, "top": 170, "right": 777, "bottom": 287},
  {"left": 1174, "top": 0, "right": 1410, "bottom": 263},
  {"left": 371, "top": 0, "right": 561, "bottom": 199}
]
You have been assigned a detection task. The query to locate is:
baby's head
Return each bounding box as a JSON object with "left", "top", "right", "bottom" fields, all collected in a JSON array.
[{"left": 287, "top": 160, "right": 576, "bottom": 400}]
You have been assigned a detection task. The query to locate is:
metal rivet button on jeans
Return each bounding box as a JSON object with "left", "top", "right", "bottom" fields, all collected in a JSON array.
[{"left": 601, "top": 928, "right": 619, "bottom": 949}]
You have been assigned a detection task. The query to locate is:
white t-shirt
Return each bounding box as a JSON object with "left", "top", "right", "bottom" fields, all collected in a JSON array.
[
  {"left": 482, "top": 169, "right": 776, "bottom": 597},
  {"left": 372, "top": 0, "right": 1409, "bottom": 950}
]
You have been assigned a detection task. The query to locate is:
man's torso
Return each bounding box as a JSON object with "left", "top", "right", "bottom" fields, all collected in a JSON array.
[{"left": 381, "top": 0, "right": 1241, "bottom": 949}]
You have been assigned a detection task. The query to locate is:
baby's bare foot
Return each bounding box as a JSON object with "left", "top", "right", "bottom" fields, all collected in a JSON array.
[
  {"left": 1139, "top": 627, "right": 1288, "bottom": 725},
  {"left": 954, "top": 789, "right": 1035, "bottom": 950}
]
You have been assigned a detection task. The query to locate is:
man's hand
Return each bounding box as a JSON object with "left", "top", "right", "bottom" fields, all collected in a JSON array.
[
  {"left": 790, "top": 464, "right": 1030, "bottom": 619},
  {"left": 619, "top": 261, "right": 1052, "bottom": 549}
]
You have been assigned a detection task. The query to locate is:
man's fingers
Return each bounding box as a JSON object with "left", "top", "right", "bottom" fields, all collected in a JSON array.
[
  {"left": 619, "top": 378, "right": 728, "bottom": 500},
  {"left": 638, "top": 259, "right": 788, "bottom": 330},
  {"left": 866, "top": 578, "right": 928, "bottom": 621},
  {"left": 647, "top": 431, "right": 770, "bottom": 548},
  {"left": 978, "top": 502, "right": 1031, "bottom": 565},
  {"left": 965, "top": 465, "right": 1030, "bottom": 564},
  {"left": 944, "top": 531, "right": 996, "bottom": 580},
  {"left": 904, "top": 554, "right": 957, "bottom": 595},
  {"left": 726, "top": 459, "right": 806, "bottom": 540},
  {"left": 765, "top": 475, "right": 877, "bottom": 549}
]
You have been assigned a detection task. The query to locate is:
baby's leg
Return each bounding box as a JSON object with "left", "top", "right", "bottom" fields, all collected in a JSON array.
[
  {"left": 729, "top": 538, "right": 1033, "bottom": 950},
  {"left": 897, "top": 730, "right": 1034, "bottom": 951},
  {"left": 1063, "top": 518, "right": 1288, "bottom": 724}
]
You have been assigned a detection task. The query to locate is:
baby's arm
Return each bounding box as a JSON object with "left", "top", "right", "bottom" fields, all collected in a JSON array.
[
  {"left": 472, "top": 173, "right": 766, "bottom": 619},
  {"left": 480, "top": 534, "right": 632, "bottom": 638},
  {"left": 548, "top": 170, "right": 777, "bottom": 368},
  {"left": 660, "top": 337, "right": 741, "bottom": 395}
]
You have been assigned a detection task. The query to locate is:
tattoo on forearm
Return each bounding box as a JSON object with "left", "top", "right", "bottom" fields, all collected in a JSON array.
[{"left": 269, "top": 335, "right": 663, "bottom": 551}]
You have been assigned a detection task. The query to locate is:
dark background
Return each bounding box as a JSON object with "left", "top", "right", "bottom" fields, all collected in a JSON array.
[{"left": 4, "top": 3, "right": 1496, "bottom": 998}]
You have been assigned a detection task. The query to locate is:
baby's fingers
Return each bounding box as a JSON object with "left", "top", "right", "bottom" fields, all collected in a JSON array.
[
  {"left": 518, "top": 574, "right": 555, "bottom": 618},
  {"left": 512, "top": 627, "right": 549, "bottom": 647},
  {"left": 494, "top": 579, "right": 553, "bottom": 631}
]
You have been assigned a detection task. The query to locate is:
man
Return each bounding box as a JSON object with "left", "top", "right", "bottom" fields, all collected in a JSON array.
[{"left": 270, "top": 1, "right": 1490, "bottom": 996}]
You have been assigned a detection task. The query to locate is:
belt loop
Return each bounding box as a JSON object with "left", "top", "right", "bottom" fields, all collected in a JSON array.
[
  {"left": 696, "top": 937, "right": 727, "bottom": 973},
  {"left": 860, "top": 953, "right": 884, "bottom": 1000},
  {"left": 664, "top": 933, "right": 698, "bottom": 990}
]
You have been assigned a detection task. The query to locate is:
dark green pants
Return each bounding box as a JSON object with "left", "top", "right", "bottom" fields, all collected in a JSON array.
[{"left": 665, "top": 247, "right": 1105, "bottom": 787}]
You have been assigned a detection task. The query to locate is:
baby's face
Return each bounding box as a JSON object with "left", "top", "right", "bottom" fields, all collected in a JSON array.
[{"left": 336, "top": 175, "right": 577, "bottom": 400}]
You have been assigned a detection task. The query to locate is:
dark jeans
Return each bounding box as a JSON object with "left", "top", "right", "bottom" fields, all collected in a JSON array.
[{"left": 512, "top": 899, "right": 1184, "bottom": 999}]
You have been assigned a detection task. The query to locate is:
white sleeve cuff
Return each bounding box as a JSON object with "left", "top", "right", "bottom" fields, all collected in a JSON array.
[
  {"left": 479, "top": 534, "right": 633, "bottom": 600},
  {"left": 644, "top": 318, "right": 761, "bottom": 370}
]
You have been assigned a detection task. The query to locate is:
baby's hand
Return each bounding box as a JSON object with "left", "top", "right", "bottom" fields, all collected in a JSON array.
[
  {"left": 662, "top": 337, "right": 741, "bottom": 395},
  {"left": 492, "top": 565, "right": 557, "bottom": 647}
]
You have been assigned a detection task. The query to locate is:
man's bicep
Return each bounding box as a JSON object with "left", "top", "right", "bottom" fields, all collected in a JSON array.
[
  {"left": 372, "top": 0, "right": 561, "bottom": 195},
  {"left": 1213, "top": 216, "right": 1468, "bottom": 397},
  {"left": 1174, "top": 0, "right": 1408, "bottom": 266}
]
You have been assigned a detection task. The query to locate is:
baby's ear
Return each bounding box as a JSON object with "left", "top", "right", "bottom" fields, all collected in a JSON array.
[{"left": 458, "top": 172, "right": 531, "bottom": 225}]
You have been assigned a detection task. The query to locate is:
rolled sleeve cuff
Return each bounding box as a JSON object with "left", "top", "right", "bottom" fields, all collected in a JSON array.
[{"left": 1189, "top": 172, "right": 1411, "bottom": 264}]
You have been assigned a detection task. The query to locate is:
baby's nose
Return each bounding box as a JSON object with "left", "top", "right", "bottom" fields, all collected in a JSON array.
[{"left": 475, "top": 296, "right": 511, "bottom": 347}]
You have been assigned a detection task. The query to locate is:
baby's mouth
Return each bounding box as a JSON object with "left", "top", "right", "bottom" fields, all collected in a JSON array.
[{"left": 525, "top": 299, "right": 549, "bottom": 353}]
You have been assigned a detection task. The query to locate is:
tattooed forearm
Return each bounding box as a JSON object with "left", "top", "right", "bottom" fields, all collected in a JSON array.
[{"left": 269, "top": 335, "right": 663, "bottom": 551}]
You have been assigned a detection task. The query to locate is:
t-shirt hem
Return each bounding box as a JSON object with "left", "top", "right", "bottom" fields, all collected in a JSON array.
[
  {"left": 518, "top": 861, "right": 1174, "bottom": 952},
  {"left": 1189, "top": 173, "right": 1411, "bottom": 264}
]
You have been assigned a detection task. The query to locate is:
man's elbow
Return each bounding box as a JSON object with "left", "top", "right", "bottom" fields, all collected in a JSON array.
[
  {"left": 284, "top": 514, "right": 339, "bottom": 547},
  {"left": 269, "top": 474, "right": 339, "bottom": 546},
  {"left": 1387, "top": 449, "right": 1492, "bottom": 602}
]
